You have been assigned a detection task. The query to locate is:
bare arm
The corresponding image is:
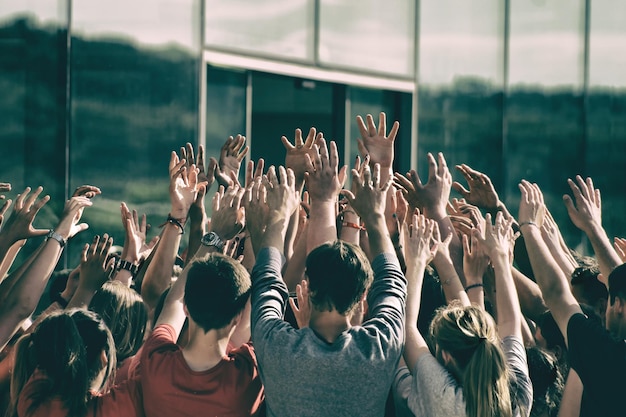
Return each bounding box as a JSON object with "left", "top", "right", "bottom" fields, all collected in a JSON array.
[
  {"left": 519, "top": 180, "right": 581, "bottom": 347},
  {"left": 563, "top": 176, "right": 622, "bottom": 280},
  {"left": 558, "top": 369, "right": 583, "bottom": 417}
]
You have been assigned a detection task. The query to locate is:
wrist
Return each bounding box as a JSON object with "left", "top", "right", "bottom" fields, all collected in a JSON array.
[{"left": 169, "top": 207, "right": 189, "bottom": 220}]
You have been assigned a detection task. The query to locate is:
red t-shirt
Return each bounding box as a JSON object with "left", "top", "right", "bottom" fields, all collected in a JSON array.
[
  {"left": 17, "top": 371, "right": 143, "bottom": 417},
  {"left": 140, "top": 324, "right": 264, "bottom": 417}
]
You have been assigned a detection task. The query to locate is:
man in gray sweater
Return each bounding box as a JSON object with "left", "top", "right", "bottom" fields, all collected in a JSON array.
[{"left": 247, "top": 137, "right": 406, "bottom": 417}]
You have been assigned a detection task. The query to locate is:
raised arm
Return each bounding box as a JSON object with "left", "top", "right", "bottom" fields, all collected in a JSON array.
[
  {"left": 563, "top": 175, "right": 622, "bottom": 280},
  {"left": 0, "top": 195, "right": 92, "bottom": 350},
  {"left": 356, "top": 112, "right": 399, "bottom": 186},
  {"left": 475, "top": 212, "right": 522, "bottom": 339},
  {"left": 452, "top": 163, "right": 513, "bottom": 221},
  {"left": 402, "top": 214, "right": 438, "bottom": 372},
  {"left": 67, "top": 234, "right": 115, "bottom": 309},
  {"left": 432, "top": 223, "right": 470, "bottom": 306},
  {"left": 519, "top": 180, "right": 581, "bottom": 346},
  {"left": 304, "top": 138, "right": 346, "bottom": 252},
  {"left": 141, "top": 151, "right": 199, "bottom": 314}
]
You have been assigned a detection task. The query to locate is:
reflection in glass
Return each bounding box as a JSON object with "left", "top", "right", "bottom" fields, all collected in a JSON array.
[
  {"left": 507, "top": 0, "right": 585, "bottom": 246},
  {"left": 318, "top": 0, "right": 414, "bottom": 77},
  {"left": 418, "top": 0, "right": 504, "bottom": 193},
  {"left": 586, "top": 0, "right": 626, "bottom": 240},
  {"left": 205, "top": 0, "right": 314, "bottom": 61},
  {"left": 69, "top": 0, "right": 200, "bottom": 265},
  {"left": 0, "top": 0, "right": 68, "bottom": 261}
]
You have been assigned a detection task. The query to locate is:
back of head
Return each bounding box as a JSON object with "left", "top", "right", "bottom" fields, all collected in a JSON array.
[
  {"left": 570, "top": 263, "right": 607, "bottom": 310},
  {"left": 184, "top": 253, "right": 251, "bottom": 332},
  {"left": 89, "top": 281, "right": 148, "bottom": 363},
  {"left": 10, "top": 309, "right": 116, "bottom": 417},
  {"left": 430, "top": 303, "right": 512, "bottom": 417},
  {"left": 305, "top": 241, "right": 373, "bottom": 315},
  {"left": 526, "top": 346, "right": 564, "bottom": 417},
  {"left": 608, "top": 263, "right": 626, "bottom": 305}
]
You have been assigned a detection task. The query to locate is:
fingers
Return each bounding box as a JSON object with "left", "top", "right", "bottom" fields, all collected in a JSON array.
[{"left": 377, "top": 112, "right": 386, "bottom": 137}]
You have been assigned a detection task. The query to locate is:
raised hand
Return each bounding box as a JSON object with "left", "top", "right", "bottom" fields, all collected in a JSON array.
[
  {"left": 304, "top": 139, "right": 347, "bottom": 204},
  {"left": 402, "top": 212, "right": 438, "bottom": 269},
  {"left": 614, "top": 237, "right": 626, "bottom": 263},
  {"left": 0, "top": 198, "right": 11, "bottom": 228},
  {"left": 394, "top": 152, "right": 452, "bottom": 219},
  {"left": 452, "top": 164, "right": 500, "bottom": 210},
  {"left": 341, "top": 162, "right": 391, "bottom": 224},
  {"left": 518, "top": 180, "right": 546, "bottom": 229},
  {"left": 181, "top": 142, "right": 215, "bottom": 192},
  {"left": 563, "top": 175, "right": 602, "bottom": 233},
  {"left": 263, "top": 166, "right": 299, "bottom": 220},
  {"left": 169, "top": 150, "right": 200, "bottom": 219},
  {"left": 0, "top": 187, "right": 50, "bottom": 243},
  {"left": 55, "top": 196, "right": 93, "bottom": 239},
  {"left": 244, "top": 175, "right": 269, "bottom": 250},
  {"left": 79, "top": 234, "right": 115, "bottom": 291},
  {"left": 245, "top": 158, "right": 265, "bottom": 190},
  {"left": 211, "top": 184, "right": 246, "bottom": 241},
  {"left": 474, "top": 212, "right": 517, "bottom": 262},
  {"left": 219, "top": 134, "right": 248, "bottom": 180},
  {"left": 356, "top": 112, "right": 399, "bottom": 170},
  {"left": 72, "top": 185, "right": 101, "bottom": 199},
  {"left": 120, "top": 202, "right": 154, "bottom": 263},
  {"left": 462, "top": 233, "right": 489, "bottom": 284},
  {"left": 289, "top": 279, "right": 311, "bottom": 329},
  {"left": 282, "top": 127, "right": 320, "bottom": 186}
]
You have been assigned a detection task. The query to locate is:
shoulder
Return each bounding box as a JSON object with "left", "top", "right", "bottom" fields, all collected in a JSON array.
[{"left": 141, "top": 324, "right": 179, "bottom": 364}]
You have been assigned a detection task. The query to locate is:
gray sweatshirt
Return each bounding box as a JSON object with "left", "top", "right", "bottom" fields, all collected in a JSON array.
[{"left": 251, "top": 247, "right": 406, "bottom": 417}]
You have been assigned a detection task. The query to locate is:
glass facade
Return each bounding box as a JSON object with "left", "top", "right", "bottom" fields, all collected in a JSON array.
[{"left": 0, "top": 0, "right": 625, "bottom": 268}]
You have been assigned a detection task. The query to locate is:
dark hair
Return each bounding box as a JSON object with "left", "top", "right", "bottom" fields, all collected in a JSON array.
[
  {"left": 538, "top": 303, "right": 601, "bottom": 356},
  {"left": 89, "top": 281, "right": 148, "bottom": 363},
  {"left": 526, "top": 346, "right": 564, "bottom": 417},
  {"left": 305, "top": 241, "right": 373, "bottom": 315},
  {"left": 184, "top": 253, "right": 251, "bottom": 332},
  {"left": 608, "top": 263, "right": 626, "bottom": 305},
  {"left": 570, "top": 264, "right": 608, "bottom": 306},
  {"left": 9, "top": 309, "right": 116, "bottom": 417}
]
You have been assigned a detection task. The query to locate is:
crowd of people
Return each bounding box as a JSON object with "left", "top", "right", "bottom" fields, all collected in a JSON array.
[{"left": 0, "top": 112, "right": 624, "bottom": 417}]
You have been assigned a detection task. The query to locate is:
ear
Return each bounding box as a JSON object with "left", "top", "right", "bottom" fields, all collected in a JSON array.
[
  {"left": 441, "top": 350, "right": 454, "bottom": 367},
  {"left": 615, "top": 297, "right": 625, "bottom": 315},
  {"left": 183, "top": 303, "right": 190, "bottom": 318},
  {"left": 100, "top": 350, "right": 108, "bottom": 367},
  {"left": 230, "top": 310, "right": 243, "bottom": 327}
]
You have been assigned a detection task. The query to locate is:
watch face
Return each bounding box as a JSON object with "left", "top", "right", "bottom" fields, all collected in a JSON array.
[{"left": 202, "top": 232, "right": 223, "bottom": 249}]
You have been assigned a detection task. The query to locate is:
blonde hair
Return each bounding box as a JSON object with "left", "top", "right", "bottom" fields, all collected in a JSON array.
[{"left": 430, "top": 303, "right": 512, "bottom": 417}]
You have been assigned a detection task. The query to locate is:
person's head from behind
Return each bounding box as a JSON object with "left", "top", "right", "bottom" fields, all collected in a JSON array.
[
  {"left": 184, "top": 253, "right": 251, "bottom": 335},
  {"left": 10, "top": 309, "right": 116, "bottom": 417},
  {"left": 570, "top": 262, "right": 607, "bottom": 321},
  {"left": 429, "top": 303, "right": 512, "bottom": 417},
  {"left": 89, "top": 281, "right": 148, "bottom": 363},
  {"left": 525, "top": 346, "right": 564, "bottom": 417},
  {"left": 606, "top": 263, "right": 626, "bottom": 338},
  {"left": 305, "top": 241, "right": 373, "bottom": 317}
]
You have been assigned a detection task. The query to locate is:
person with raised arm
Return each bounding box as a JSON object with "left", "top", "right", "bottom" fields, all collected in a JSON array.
[
  {"left": 249, "top": 150, "right": 406, "bottom": 416},
  {"left": 518, "top": 179, "right": 626, "bottom": 416},
  {"left": 397, "top": 209, "right": 532, "bottom": 417},
  {"left": 0, "top": 190, "right": 92, "bottom": 350},
  {"left": 139, "top": 149, "right": 262, "bottom": 417}
]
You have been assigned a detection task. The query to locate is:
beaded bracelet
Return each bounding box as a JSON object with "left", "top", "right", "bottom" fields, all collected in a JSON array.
[{"left": 160, "top": 214, "right": 186, "bottom": 235}]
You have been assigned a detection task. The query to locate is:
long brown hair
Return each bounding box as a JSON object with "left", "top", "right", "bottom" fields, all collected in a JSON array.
[
  {"left": 8, "top": 309, "right": 116, "bottom": 417},
  {"left": 430, "top": 303, "right": 512, "bottom": 417}
]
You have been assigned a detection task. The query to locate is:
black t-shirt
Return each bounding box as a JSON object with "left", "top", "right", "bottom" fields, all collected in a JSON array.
[{"left": 568, "top": 313, "right": 626, "bottom": 416}]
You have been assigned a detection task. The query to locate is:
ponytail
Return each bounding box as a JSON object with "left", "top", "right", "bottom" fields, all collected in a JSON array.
[
  {"left": 431, "top": 303, "right": 513, "bottom": 417},
  {"left": 463, "top": 337, "right": 512, "bottom": 417}
]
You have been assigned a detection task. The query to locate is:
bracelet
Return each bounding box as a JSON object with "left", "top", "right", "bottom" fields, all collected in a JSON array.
[
  {"left": 160, "top": 214, "right": 186, "bottom": 235},
  {"left": 518, "top": 221, "right": 538, "bottom": 229},
  {"left": 342, "top": 222, "right": 365, "bottom": 231},
  {"left": 465, "top": 283, "right": 484, "bottom": 292},
  {"left": 46, "top": 230, "right": 67, "bottom": 248}
]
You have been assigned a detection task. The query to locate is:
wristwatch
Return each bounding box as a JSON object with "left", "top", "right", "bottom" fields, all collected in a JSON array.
[
  {"left": 201, "top": 231, "right": 225, "bottom": 252},
  {"left": 118, "top": 259, "right": 139, "bottom": 275},
  {"left": 46, "top": 230, "right": 67, "bottom": 248}
]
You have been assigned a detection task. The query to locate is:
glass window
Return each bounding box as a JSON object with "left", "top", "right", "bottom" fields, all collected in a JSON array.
[
  {"left": 418, "top": 0, "right": 504, "bottom": 193},
  {"left": 69, "top": 0, "right": 201, "bottom": 265},
  {"left": 205, "top": 0, "right": 315, "bottom": 62},
  {"left": 318, "top": 0, "right": 415, "bottom": 77},
  {"left": 586, "top": 0, "right": 626, "bottom": 241},
  {"left": 507, "top": 0, "right": 585, "bottom": 246},
  {"left": 0, "top": 1, "right": 68, "bottom": 265}
]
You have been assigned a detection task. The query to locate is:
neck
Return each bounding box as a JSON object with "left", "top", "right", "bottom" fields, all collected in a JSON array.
[
  {"left": 182, "top": 323, "right": 232, "bottom": 371},
  {"left": 309, "top": 308, "right": 351, "bottom": 344}
]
